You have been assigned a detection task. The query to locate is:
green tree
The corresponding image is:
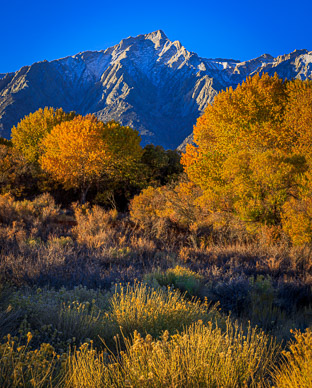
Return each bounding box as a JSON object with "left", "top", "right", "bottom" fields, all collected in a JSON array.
[{"left": 141, "top": 144, "right": 183, "bottom": 185}]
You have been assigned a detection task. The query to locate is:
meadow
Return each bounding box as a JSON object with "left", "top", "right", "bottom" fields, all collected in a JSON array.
[{"left": 0, "top": 193, "right": 311, "bottom": 387}]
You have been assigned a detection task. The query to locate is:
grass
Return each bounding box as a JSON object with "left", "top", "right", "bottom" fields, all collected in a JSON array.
[{"left": 0, "top": 333, "right": 62, "bottom": 388}]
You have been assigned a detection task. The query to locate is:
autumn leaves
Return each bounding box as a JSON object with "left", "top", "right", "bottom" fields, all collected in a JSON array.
[
  {"left": 182, "top": 73, "right": 312, "bottom": 244},
  {"left": 8, "top": 73, "right": 312, "bottom": 244},
  {"left": 11, "top": 109, "right": 142, "bottom": 203}
]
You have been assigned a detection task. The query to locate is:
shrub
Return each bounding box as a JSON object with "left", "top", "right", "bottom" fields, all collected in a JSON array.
[
  {"left": 0, "top": 192, "right": 59, "bottom": 228},
  {"left": 249, "top": 275, "right": 286, "bottom": 332},
  {"left": 64, "top": 342, "right": 109, "bottom": 388},
  {"left": 0, "top": 333, "right": 62, "bottom": 387},
  {"left": 73, "top": 204, "right": 118, "bottom": 248},
  {"left": 144, "top": 265, "right": 204, "bottom": 295},
  {"left": 117, "top": 321, "right": 279, "bottom": 387},
  {"left": 66, "top": 320, "right": 279, "bottom": 387},
  {"left": 0, "top": 193, "right": 18, "bottom": 224},
  {"left": 7, "top": 286, "right": 111, "bottom": 350},
  {"left": 129, "top": 185, "right": 167, "bottom": 234},
  {"left": 109, "top": 282, "right": 221, "bottom": 340},
  {"left": 273, "top": 328, "right": 312, "bottom": 387},
  {"left": 129, "top": 179, "right": 206, "bottom": 243}
]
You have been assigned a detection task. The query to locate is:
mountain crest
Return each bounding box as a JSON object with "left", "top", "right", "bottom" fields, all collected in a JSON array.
[
  {"left": 146, "top": 29, "right": 168, "bottom": 42},
  {"left": 0, "top": 32, "right": 311, "bottom": 149}
]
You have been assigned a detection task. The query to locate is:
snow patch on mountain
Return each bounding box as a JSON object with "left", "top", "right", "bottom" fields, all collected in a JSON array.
[{"left": 0, "top": 30, "right": 311, "bottom": 149}]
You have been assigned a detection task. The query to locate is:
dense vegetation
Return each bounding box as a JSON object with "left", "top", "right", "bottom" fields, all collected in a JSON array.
[{"left": 0, "top": 73, "right": 312, "bottom": 387}]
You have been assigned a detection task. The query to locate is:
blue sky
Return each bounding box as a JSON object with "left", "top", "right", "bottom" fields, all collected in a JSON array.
[{"left": 2, "top": 0, "right": 312, "bottom": 73}]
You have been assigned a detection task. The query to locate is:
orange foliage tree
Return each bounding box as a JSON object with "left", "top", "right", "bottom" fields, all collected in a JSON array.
[
  {"left": 40, "top": 115, "right": 142, "bottom": 203},
  {"left": 182, "top": 73, "right": 312, "bottom": 243}
]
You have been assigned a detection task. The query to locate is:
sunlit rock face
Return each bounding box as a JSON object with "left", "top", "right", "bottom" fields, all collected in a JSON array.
[{"left": 1, "top": 31, "right": 311, "bottom": 149}]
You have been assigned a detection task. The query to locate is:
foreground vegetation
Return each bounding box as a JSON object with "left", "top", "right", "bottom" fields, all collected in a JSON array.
[
  {"left": 1, "top": 73, "right": 312, "bottom": 386},
  {"left": 0, "top": 194, "right": 311, "bottom": 387}
]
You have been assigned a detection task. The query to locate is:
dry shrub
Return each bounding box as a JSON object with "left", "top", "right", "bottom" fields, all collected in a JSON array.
[
  {"left": 65, "top": 320, "right": 279, "bottom": 388},
  {"left": 109, "top": 282, "right": 221, "bottom": 340},
  {"left": 0, "top": 193, "right": 60, "bottom": 244},
  {"left": 273, "top": 328, "right": 312, "bottom": 387},
  {"left": 130, "top": 179, "right": 206, "bottom": 242},
  {"left": 0, "top": 194, "right": 19, "bottom": 224},
  {"left": 144, "top": 265, "right": 204, "bottom": 296},
  {"left": 14, "top": 193, "right": 60, "bottom": 224},
  {"left": 0, "top": 333, "right": 62, "bottom": 388},
  {"left": 64, "top": 343, "right": 109, "bottom": 388},
  {"left": 73, "top": 204, "right": 118, "bottom": 248},
  {"left": 130, "top": 180, "right": 258, "bottom": 246},
  {"left": 129, "top": 186, "right": 168, "bottom": 236},
  {"left": 115, "top": 321, "right": 279, "bottom": 387}
]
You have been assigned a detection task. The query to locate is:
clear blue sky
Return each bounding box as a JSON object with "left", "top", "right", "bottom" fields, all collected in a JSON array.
[{"left": 2, "top": 0, "right": 312, "bottom": 73}]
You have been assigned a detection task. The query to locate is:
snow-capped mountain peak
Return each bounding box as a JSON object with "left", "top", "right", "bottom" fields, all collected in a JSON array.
[{"left": 0, "top": 32, "right": 311, "bottom": 149}]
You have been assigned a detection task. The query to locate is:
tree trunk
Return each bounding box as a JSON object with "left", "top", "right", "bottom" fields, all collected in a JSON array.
[{"left": 81, "top": 183, "right": 91, "bottom": 204}]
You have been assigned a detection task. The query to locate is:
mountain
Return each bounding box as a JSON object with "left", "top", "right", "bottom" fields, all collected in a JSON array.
[{"left": 1, "top": 31, "right": 312, "bottom": 149}]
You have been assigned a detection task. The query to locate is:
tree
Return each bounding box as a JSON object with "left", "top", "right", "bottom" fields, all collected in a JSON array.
[
  {"left": 0, "top": 144, "right": 37, "bottom": 197},
  {"left": 11, "top": 107, "right": 76, "bottom": 164},
  {"left": 101, "top": 120, "right": 143, "bottom": 183},
  {"left": 284, "top": 79, "right": 312, "bottom": 158},
  {"left": 182, "top": 73, "right": 312, "bottom": 237},
  {"left": 0, "top": 137, "right": 12, "bottom": 147},
  {"left": 141, "top": 144, "right": 183, "bottom": 186},
  {"left": 40, "top": 116, "right": 142, "bottom": 203}
]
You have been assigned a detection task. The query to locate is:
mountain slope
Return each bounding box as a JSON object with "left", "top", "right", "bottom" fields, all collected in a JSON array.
[{"left": 1, "top": 31, "right": 311, "bottom": 149}]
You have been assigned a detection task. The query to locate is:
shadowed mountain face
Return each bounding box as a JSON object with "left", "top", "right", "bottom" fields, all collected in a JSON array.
[{"left": 1, "top": 30, "right": 312, "bottom": 149}]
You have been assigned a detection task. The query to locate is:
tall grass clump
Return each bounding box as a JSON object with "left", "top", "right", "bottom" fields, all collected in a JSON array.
[
  {"left": 272, "top": 328, "right": 312, "bottom": 387},
  {"left": 64, "top": 343, "right": 112, "bottom": 388},
  {"left": 109, "top": 282, "right": 221, "bottom": 339}
]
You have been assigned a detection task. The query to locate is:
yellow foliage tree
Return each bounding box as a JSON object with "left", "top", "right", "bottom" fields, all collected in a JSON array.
[
  {"left": 101, "top": 120, "right": 143, "bottom": 183},
  {"left": 284, "top": 79, "right": 312, "bottom": 158},
  {"left": 11, "top": 107, "right": 76, "bottom": 164},
  {"left": 182, "top": 73, "right": 312, "bottom": 242}
]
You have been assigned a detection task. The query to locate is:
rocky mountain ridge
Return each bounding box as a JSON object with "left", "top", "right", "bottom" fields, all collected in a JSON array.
[{"left": 1, "top": 30, "right": 311, "bottom": 149}]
